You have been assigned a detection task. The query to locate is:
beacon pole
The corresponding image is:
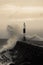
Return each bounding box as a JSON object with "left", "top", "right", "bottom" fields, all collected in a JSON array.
[{"left": 23, "top": 23, "right": 26, "bottom": 40}]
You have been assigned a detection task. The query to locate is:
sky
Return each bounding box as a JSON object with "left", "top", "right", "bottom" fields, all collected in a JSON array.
[{"left": 0, "top": 0, "right": 43, "bottom": 38}]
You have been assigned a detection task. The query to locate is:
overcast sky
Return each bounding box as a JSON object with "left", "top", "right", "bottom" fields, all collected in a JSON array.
[{"left": 0, "top": 0, "right": 43, "bottom": 38}]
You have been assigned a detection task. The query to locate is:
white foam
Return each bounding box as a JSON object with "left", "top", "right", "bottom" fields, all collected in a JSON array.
[{"left": 30, "top": 34, "right": 43, "bottom": 41}]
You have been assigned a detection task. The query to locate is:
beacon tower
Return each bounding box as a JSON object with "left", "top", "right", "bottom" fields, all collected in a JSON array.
[{"left": 23, "top": 23, "right": 26, "bottom": 40}]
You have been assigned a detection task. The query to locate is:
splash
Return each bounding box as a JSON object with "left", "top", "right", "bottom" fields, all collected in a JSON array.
[{"left": 30, "top": 34, "right": 43, "bottom": 41}]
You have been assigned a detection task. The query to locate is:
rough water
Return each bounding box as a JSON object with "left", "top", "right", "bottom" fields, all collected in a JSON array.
[{"left": 0, "top": 34, "right": 43, "bottom": 65}]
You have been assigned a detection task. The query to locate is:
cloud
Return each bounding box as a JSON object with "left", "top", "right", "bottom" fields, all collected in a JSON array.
[
  {"left": 0, "top": 4, "right": 43, "bottom": 13},
  {"left": 0, "top": 0, "right": 43, "bottom": 6},
  {"left": 0, "top": 4, "right": 43, "bottom": 19}
]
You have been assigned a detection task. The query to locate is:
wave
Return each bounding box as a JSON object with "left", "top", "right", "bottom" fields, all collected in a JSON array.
[{"left": 30, "top": 34, "right": 43, "bottom": 41}]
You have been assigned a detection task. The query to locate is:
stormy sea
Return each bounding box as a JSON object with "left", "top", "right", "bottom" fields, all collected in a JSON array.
[{"left": 0, "top": 34, "right": 43, "bottom": 65}]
